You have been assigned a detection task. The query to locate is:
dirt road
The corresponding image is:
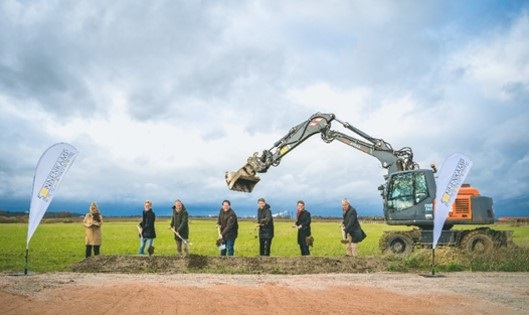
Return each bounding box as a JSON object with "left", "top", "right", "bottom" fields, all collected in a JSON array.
[{"left": 1, "top": 272, "right": 528, "bottom": 314}]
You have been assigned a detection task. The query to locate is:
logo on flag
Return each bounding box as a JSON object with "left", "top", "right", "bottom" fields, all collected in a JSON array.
[{"left": 37, "top": 149, "right": 77, "bottom": 201}]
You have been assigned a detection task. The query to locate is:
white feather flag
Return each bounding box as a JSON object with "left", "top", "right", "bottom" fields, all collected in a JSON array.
[
  {"left": 26, "top": 143, "right": 79, "bottom": 248},
  {"left": 432, "top": 153, "right": 472, "bottom": 249}
]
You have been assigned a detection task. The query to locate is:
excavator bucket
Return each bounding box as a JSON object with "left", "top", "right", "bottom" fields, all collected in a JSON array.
[{"left": 225, "top": 169, "right": 261, "bottom": 192}]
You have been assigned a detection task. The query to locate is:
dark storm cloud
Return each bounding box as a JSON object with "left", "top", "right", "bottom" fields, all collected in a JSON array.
[{"left": 1, "top": 1, "right": 529, "bottom": 216}]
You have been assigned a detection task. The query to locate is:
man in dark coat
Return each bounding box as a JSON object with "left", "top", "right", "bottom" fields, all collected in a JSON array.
[
  {"left": 341, "top": 198, "right": 366, "bottom": 256},
  {"left": 256, "top": 197, "right": 274, "bottom": 256},
  {"left": 217, "top": 199, "right": 239, "bottom": 256},
  {"left": 293, "top": 200, "right": 311, "bottom": 256},
  {"left": 138, "top": 200, "right": 156, "bottom": 256},
  {"left": 170, "top": 199, "right": 189, "bottom": 257}
]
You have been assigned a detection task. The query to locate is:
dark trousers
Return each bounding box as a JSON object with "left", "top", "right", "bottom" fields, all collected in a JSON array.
[
  {"left": 259, "top": 238, "right": 272, "bottom": 256},
  {"left": 85, "top": 245, "right": 100, "bottom": 258},
  {"left": 220, "top": 239, "right": 235, "bottom": 256},
  {"left": 299, "top": 243, "right": 310, "bottom": 256}
]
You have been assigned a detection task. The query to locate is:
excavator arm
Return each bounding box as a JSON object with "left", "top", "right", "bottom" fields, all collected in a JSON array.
[
  {"left": 324, "top": 117, "right": 418, "bottom": 174},
  {"left": 225, "top": 113, "right": 335, "bottom": 192},
  {"left": 225, "top": 112, "right": 419, "bottom": 192}
]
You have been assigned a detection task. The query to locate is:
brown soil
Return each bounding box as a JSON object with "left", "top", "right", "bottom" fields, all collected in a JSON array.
[
  {"left": 1, "top": 256, "right": 528, "bottom": 314},
  {"left": 69, "top": 255, "right": 390, "bottom": 274}
]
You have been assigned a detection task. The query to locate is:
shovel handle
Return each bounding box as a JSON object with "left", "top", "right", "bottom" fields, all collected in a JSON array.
[
  {"left": 216, "top": 225, "right": 223, "bottom": 239},
  {"left": 171, "top": 228, "right": 190, "bottom": 245}
]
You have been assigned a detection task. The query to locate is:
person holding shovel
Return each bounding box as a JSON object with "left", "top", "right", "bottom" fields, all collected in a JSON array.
[
  {"left": 293, "top": 200, "right": 312, "bottom": 256},
  {"left": 138, "top": 200, "right": 156, "bottom": 256},
  {"left": 341, "top": 198, "right": 366, "bottom": 256},
  {"left": 256, "top": 197, "right": 274, "bottom": 256},
  {"left": 169, "top": 199, "right": 189, "bottom": 257},
  {"left": 216, "top": 199, "right": 238, "bottom": 256}
]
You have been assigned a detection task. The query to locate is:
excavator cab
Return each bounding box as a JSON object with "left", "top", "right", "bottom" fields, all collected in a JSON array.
[{"left": 383, "top": 169, "right": 437, "bottom": 228}]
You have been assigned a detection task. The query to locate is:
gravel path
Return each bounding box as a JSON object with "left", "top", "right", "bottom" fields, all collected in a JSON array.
[{"left": 1, "top": 272, "right": 528, "bottom": 314}]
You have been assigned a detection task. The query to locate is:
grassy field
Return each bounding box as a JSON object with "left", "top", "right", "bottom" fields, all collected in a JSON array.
[{"left": 1, "top": 218, "right": 528, "bottom": 273}]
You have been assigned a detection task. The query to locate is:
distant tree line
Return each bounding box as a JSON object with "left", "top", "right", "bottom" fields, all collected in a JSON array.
[
  {"left": 0, "top": 210, "right": 84, "bottom": 223},
  {"left": 0, "top": 209, "right": 387, "bottom": 224},
  {"left": 0, "top": 210, "right": 27, "bottom": 217}
]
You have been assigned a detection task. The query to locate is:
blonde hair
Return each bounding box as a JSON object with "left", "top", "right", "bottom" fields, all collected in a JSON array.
[{"left": 89, "top": 202, "right": 99, "bottom": 213}]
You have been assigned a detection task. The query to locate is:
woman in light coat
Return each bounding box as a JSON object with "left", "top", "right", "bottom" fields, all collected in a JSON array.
[{"left": 83, "top": 202, "right": 103, "bottom": 258}]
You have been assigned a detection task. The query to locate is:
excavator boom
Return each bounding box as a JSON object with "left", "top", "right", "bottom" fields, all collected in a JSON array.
[{"left": 226, "top": 112, "right": 418, "bottom": 192}]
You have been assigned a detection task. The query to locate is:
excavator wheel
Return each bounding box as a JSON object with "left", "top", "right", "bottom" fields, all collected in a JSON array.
[
  {"left": 379, "top": 232, "right": 414, "bottom": 255},
  {"left": 461, "top": 230, "right": 494, "bottom": 255}
]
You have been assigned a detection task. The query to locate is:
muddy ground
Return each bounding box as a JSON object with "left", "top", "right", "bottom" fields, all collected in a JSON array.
[
  {"left": 1, "top": 255, "right": 528, "bottom": 314},
  {"left": 70, "top": 255, "right": 390, "bottom": 274}
]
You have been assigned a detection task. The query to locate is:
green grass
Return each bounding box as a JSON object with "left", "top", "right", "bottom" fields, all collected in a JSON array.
[{"left": 1, "top": 219, "right": 528, "bottom": 273}]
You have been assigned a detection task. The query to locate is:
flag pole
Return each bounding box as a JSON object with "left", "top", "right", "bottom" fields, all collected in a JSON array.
[
  {"left": 421, "top": 246, "right": 443, "bottom": 278},
  {"left": 431, "top": 247, "right": 436, "bottom": 276},
  {"left": 24, "top": 248, "right": 29, "bottom": 275}
]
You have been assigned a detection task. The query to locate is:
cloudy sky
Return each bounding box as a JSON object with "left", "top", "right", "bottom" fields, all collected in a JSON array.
[{"left": 1, "top": 1, "right": 528, "bottom": 217}]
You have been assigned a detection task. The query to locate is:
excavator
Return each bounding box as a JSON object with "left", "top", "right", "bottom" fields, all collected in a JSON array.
[{"left": 225, "top": 112, "right": 512, "bottom": 255}]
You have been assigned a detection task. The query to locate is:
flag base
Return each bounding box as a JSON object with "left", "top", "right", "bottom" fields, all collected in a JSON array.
[
  {"left": 8, "top": 271, "right": 36, "bottom": 276},
  {"left": 419, "top": 273, "right": 446, "bottom": 278}
]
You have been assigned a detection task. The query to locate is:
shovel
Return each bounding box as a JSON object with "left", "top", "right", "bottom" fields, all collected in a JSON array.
[
  {"left": 216, "top": 225, "right": 226, "bottom": 250},
  {"left": 340, "top": 224, "right": 349, "bottom": 244},
  {"left": 137, "top": 224, "right": 143, "bottom": 240},
  {"left": 170, "top": 228, "right": 192, "bottom": 246}
]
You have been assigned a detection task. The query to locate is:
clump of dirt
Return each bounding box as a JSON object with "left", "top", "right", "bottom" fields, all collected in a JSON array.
[{"left": 69, "top": 254, "right": 389, "bottom": 274}]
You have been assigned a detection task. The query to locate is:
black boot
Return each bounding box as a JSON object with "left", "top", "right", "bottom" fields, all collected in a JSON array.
[{"left": 85, "top": 245, "right": 92, "bottom": 258}]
